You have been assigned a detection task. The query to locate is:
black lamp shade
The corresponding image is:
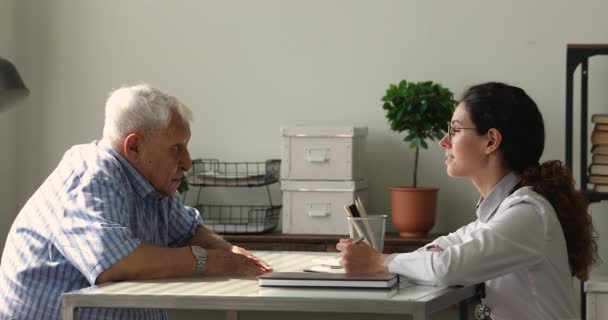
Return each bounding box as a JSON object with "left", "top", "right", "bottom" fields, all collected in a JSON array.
[
  {"left": 0, "top": 57, "right": 28, "bottom": 91},
  {"left": 0, "top": 57, "right": 29, "bottom": 111}
]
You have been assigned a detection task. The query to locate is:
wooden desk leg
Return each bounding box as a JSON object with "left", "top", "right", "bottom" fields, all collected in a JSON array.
[
  {"left": 226, "top": 310, "right": 238, "bottom": 320},
  {"left": 459, "top": 299, "right": 468, "bottom": 320}
]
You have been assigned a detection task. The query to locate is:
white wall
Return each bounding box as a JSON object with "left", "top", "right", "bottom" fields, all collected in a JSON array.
[
  {"left": 9, "top": 0, "right": 608, "bottom": 271},
  {"left": 0, "top": 0, "right": 18, "bottom": 256}
]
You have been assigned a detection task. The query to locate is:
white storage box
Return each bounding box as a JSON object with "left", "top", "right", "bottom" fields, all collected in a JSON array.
[
  {"left": 586, "top": 276, "right": 608, "bottom": 320},
  {"left": 280, "top": 126, "right": 367, "bottom": 181},
  {"left": 281, "top": 180, "right": 368, "bottom": 235}
]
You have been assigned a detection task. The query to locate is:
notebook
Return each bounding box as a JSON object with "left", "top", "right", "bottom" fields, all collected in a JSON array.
[
  {"left": 257, "top": 272, "right": 398, "bottom": 289},
  {"left": 258, "top": 284, "right": 400, "bottom": 299}
]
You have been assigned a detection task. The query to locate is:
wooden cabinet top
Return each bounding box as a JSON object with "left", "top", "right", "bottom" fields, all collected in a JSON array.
[
  {"left": 225, "top": 233, "right": 437, "bottom": 243},
  {"left": 223, "top": 233, "right": 440, "bottom": 253}
]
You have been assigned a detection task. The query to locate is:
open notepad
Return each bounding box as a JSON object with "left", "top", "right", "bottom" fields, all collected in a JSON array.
[{"left": 257, "top": 272, "right": 398, "bottom": 289}]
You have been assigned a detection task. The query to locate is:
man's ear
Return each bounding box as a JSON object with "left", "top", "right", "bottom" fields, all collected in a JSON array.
[
  {"left": 485, "top": 128, "right": 502, "bottom": 154},
  {"left": 122, "top": 133, "right": 141, "bottom": 161}
]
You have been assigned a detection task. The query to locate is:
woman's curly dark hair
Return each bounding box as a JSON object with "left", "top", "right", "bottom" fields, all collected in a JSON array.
[
  {"left": 522, "top": 161, "right": 599, "bottom": 280},
  {"left": 462, "top": 82, "right": 599, "bottom": 280}
]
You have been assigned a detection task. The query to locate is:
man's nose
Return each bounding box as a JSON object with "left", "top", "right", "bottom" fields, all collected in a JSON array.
[{"left": 181, "top": 149, "right": 192, "bottom": 171}]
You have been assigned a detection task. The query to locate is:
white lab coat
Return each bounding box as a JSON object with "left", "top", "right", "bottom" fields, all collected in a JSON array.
[{"left": 385, "top": 172, "right": 579, "bottom": 320}]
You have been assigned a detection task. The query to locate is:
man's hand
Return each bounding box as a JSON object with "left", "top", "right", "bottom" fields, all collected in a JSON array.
[
  {"left": 203, "top": 246, "right": 272, "bottom": 276},
  {"left": 229, "top": 245, "right": 273, "bottom": 271},
  {"left": 336, "top": 238, "right": 388, "bottom": 274}
]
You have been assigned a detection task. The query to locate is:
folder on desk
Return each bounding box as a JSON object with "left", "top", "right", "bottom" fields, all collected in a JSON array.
[{"left": 258, "top": 272, "right": 398, "bottom": 289}]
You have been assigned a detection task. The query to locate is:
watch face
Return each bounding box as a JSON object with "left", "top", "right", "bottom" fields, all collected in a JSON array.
[{"left": 193, "top": 246, "right": 206, "bottom": 257}]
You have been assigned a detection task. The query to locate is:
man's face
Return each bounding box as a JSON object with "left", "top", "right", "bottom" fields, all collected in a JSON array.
[{"left": 135, "top": 113, "right": 192, "bottom": 197}]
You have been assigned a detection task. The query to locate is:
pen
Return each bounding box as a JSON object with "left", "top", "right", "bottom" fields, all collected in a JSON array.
[
  {"left": 337, "top": 235, "right": 366, "bottom": 259},
  {"left": 351, "top": 235, "right": 366, "bottom": 245}
]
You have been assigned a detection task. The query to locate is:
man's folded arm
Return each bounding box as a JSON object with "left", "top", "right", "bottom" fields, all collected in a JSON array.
[{"left": 96, "top": 244, "right": 195, "bottom": 284}]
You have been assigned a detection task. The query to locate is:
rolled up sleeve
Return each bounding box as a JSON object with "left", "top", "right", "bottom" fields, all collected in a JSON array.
[{"left": 53, "top": 175, "right": 141, "bottom": 285}]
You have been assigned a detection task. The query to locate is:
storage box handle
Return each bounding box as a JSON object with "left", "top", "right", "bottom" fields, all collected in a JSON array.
[
  {"left": 306, "top": 202, "right": 331, "bottom": 217},
  {"left": 305, "top": 147, "right": 330, "bottom": 163}
]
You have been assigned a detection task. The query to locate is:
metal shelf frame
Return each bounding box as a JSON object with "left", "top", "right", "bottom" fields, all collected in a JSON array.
[
  {"left": 565, "top": 44, "right": 608, "bottom": 203},
  {"left": 565, "top": 43, "right": 608, "bottom": 320}
]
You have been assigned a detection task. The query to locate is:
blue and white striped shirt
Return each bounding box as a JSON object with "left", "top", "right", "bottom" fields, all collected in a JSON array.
[{"left": 0, "top": 140, "right": 203, "bottom": 320}]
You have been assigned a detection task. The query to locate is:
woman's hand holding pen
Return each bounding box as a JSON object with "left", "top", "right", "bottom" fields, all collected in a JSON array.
[{"left": 336, "top": 237, "right": 389, "bottom": 274}]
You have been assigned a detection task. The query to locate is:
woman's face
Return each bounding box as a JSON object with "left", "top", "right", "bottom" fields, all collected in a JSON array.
[{"left": 439, "top": 102, "right": 489, "bottom": 178}]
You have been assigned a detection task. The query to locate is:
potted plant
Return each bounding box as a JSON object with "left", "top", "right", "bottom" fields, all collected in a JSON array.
[
  {"left": 382, "top": 80, "right": 454, "bottom": 237},
  {"left": 178, "top": 172, "right": 189, "bottom": 198}
]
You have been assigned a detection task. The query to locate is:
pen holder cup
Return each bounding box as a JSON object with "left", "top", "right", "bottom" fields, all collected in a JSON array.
[{"left": 347, "top": 215, "right": 387, "bottom": 253}]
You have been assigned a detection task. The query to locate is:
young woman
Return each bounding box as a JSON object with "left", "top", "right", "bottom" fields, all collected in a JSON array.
[{"left": 337, "top": 82, "right": 598, "bottom": 320}]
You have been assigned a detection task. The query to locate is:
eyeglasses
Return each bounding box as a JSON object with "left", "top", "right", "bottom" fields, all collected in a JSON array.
[{"left": 447, "top": 123, "right": 477, "bottom": 142}]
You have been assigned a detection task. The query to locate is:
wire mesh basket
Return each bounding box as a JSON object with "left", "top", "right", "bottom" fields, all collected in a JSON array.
[
  {"left": 189, "top": 159, "right": 280, "bottom": 187},
  {"left": 195, "top": 204, "right": 281, "bottom": 234},
  {"left": 187, "top": 159, "right": 281, "bottom": 234}
]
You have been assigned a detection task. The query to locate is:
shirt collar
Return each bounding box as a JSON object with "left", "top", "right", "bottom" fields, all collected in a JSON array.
[
  {"left": 476, "top": 171, "right": 521, "bottom": 222},
  {"left": 98, "top": 140, "right": 158, "bottom": 199}
]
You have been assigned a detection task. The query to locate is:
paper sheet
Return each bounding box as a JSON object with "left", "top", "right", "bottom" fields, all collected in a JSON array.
[{"left": 304, "top": 257, "right": 344, "bottom": 273}]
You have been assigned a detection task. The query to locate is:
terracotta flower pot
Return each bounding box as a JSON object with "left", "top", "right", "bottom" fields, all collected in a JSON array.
[{"left": 389, "top": 186, "right": 438, "bottom": 238}]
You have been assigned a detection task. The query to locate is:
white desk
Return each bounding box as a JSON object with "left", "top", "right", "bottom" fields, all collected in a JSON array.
[{"left": 61, "top": 251, "right": 477, "bottom": 320}]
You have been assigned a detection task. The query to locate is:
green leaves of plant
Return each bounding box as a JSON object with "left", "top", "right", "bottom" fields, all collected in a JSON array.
[
  {"left": 382, "top": 80, "right": 455, "bottom": 150},
  {"left": 382, "top": 79, "right": 455, "bottom": 187},
  {"left": 178, "top": 173, "right": 189, "bottom": 194}
]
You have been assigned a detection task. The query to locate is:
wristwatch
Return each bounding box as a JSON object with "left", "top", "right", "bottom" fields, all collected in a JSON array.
[{"left": 190, "top": 246, "right": 207, "bottom": 275}]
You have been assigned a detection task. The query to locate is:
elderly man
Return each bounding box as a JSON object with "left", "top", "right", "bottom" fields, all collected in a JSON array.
[{"left": 0, "top": 84, "right": 272, "bottom": 319}]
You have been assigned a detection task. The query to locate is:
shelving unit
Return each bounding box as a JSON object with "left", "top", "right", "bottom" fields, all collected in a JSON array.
[
  {"left": 187, "top": 159, "right": 281, "bottom": 234},
  {"left": 565, "top": 43, "right": 608, "bottom": 320},
  {"left": 565, "top": 44, "right": 608, "bottom": 203}
]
